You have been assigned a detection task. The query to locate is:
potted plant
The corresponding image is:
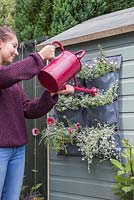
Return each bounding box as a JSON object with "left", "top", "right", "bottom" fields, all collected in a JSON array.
[{"left": 111, "top": 139, "right": 134, "bottom": 200}]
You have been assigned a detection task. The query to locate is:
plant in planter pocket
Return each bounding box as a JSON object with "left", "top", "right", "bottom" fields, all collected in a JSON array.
[
  {"left": 40, "top": 117, "right": 120, "bottom": 172},
  {"left": 111, "top": 139, "right": 134, "bottom": 200},
  {"left": 40, "top": 117, "right": 80, "bottom": 154},
  {"left": 56, "top": 82, "right": 118, "bottom": 112},
  {"left": 77, "top": 123, "right": 120, "bottom": 172},
  {"left": 77, "top": 45, "right": 118, "bottom": 80}
]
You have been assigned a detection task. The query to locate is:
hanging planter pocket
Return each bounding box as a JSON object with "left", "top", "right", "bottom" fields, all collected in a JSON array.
[
  {"left": 85, "top": 71, "right": 119, "bottom": 91},
  {"left": 56, "top": 107, "right": 87, "bottom": 127},
  {"left": 85, "top": 101, "right": 119, "bottom": 127},
  {"left": 57, "top": 143, "right": 81, "bottom": 156}
]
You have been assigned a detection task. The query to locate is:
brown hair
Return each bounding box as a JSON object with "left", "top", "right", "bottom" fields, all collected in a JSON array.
[{"left": 0, "top": 26, "right": 16, "bottom": 42}]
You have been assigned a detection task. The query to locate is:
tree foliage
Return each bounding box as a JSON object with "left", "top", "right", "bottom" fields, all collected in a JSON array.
[
  {"left": 0, "top": 0, "right": 15, "bottom": 27},
  {"left": 0, "top": 0, "right": 133, "bottom": 41},
  {"left": 14, "top": 0, "right": 53, "bottom": 41},
  {"left": 49, "top": 0, "right": 93, "bottom": 36},
  {"left": 49, "top": 0, "right": 134, "bottom": 37}
]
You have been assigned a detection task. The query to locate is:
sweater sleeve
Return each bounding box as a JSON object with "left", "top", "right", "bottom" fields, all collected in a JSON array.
[
  {"left": 0, "top": 53, "right": 44, "bottom": 89},
  {"left": 22, "top": 88, "right": 58, "bottom": 119}
]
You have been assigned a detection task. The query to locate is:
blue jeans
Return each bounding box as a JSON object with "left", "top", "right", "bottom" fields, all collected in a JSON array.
[{"left": 0, "top": 145, "right": 25, "bottom": 200}]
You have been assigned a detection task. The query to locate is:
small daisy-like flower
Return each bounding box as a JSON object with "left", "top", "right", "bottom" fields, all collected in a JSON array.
[
  {"left": 46, "top": 117, "right": 55, "bottom": 125},
  {"left": 32, "top": 128, "right": 40, "bottom": 136}
]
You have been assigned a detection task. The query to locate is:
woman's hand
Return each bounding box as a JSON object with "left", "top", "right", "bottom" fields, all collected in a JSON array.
[
  {"left": 38, "top": 44, "right": 55, "bottom": 60},
  {"left": 58, "top": 84, "right": 74, "bottom": 95},
  {"left": 51, "top": 84, "right": 74, "bottom": 96}
]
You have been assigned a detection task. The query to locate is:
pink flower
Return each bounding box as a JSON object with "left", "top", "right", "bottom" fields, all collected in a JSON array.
[
  {"left": 75, "top": 122, "right": 81, "bottom": 129},
  {"left": 33, "top": 198, "right": 38, "bottom": 200},
  {"left": 46, "top": 117, "right": 55, "bottom": 125},
  {"left": 68, "top": 127, "right": 73, "bottom": 134},
  {"left": 32, "top": 128, "right": 40, "bottom": 136}
]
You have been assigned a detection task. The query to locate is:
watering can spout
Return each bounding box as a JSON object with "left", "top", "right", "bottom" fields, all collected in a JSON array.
[{"left": 74, "top": 86, "right": 98, "bottom": 96}]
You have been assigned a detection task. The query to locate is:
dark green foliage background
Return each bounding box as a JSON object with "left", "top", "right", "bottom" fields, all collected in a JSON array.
[{"left": 13, "top": 0, "right": 134, "bottom": 41}]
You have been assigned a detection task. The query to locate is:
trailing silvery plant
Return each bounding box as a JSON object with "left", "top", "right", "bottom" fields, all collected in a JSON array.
[
  {"left": 80, "top": 82, "right": 118, "bottom": 109},
  {"left": 55, "top": 94, "right": 81, "bottom": 112},
  {"left": 111, "top": 139, "right": 134, "bottom": 200},
  {"left": 56, "top": 83, "right": 118, "bottom": 112},
  {"left": 76, "top": 123, "right": 120, "bottom": 172}
]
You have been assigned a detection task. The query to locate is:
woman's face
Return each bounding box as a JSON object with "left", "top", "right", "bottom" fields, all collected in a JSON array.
[{"left": 0, "top": 34, "right": 19, "bottom": 65}]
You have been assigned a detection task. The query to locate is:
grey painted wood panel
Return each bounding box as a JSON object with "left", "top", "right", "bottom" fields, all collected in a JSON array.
[
  {"left": 119, "top": 96, "right": 134, "bottom": 112},
  {"left": 120, "top": 113, "right": 134, "bottom": 130},
  {"left": 119, "top": 78, "right": 134, "bottom": 95},
  {"left": 83, "top": 45, "right": 134, "bottom": 61},
  {"left": 120, "top": 60, "right": 134, "bottom": 79},
  {"left": 121, "top": 131, "right": 134, "bottom": 145},
  {"left": 50, "top": 177, "right": 115, "bottom": 199},
  {"left": 50, "top": 159, "right": 115, "bottom": 181},
  {"left": 50, "top": 192, "right": 104, "bottom": 200}
]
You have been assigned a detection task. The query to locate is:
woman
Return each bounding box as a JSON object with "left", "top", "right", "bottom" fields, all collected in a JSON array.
[{"left": 0, "top": 26, "right": 74, "bottom": 200}]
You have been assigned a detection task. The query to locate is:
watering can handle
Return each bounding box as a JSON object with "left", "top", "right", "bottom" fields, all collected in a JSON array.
[
  {"left": 75, "top": 50, "right": 86, "bottom": 61},
  {"left": 51, "top": 41, "right": 64, "bottom": 51}
]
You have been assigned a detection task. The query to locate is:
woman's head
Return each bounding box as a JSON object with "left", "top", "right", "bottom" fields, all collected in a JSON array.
[
  {"left": 0, "top": 26, "right": 19, "bottom": 65},
  {"left": 0, "top": 26, "right": 16, "bottom": 42}
]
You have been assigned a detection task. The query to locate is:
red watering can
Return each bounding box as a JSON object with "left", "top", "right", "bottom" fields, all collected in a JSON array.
[{"left": 38, "top": 41, "right": 98, "bottom": 96}]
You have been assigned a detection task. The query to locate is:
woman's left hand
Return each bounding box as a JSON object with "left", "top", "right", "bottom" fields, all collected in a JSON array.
[
  {"left": 58, "top": 84, "right": 74, "bottom": 95},
  {"left": 51, "top": 84, "right": 74, "bottom": 96}
]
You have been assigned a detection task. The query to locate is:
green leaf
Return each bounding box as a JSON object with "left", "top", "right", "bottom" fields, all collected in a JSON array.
[
  {"left": 117, "top": 170, "right": 125, "bottom": 176},
  {"left": 114, "top": 175, "right": 127, "bottom": 183},
  {"left": 122, "top": 186, "right": 132, "bottom": 193},
  {"left": 111, "top": 159, "right": 125, "bottom": 171},
  {"left": 125, "top": 162, "right": 131, "bottom": 174},
  {"left": 31, "top": 183, "right": 42, "bottom": 191},
  {"left": 32, "top": 169, "right": 38, "bottom": 173}
]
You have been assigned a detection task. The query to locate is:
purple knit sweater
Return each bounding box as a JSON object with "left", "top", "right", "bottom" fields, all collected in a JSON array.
[{"left": 0, "top": 53, "right": 58, "bottom": 147}]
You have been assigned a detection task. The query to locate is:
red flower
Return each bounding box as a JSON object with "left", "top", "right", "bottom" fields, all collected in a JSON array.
[
  {"left": 32, "top": 128, "right": 40, "bottom": 136},
  {"left": 46, "top": 117, "right": 55, "bottom": 125}
]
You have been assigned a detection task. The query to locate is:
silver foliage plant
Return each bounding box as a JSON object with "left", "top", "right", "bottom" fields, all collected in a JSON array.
[
  {"left": 76, "top": 123, "right": 121, "bottom": 172},
  {"left": 56, "top": 82, "right": 118, "bottom": 112}
]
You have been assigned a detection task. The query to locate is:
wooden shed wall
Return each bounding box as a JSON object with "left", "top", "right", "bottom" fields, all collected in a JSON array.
[{"left": 49, "top": 32, "right": 134, "bottom": 200}]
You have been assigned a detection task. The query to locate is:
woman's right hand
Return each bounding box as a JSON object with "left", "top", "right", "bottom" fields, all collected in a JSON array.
[{"left": 38, "top": 44, "right": 55, "bottom": 61}]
